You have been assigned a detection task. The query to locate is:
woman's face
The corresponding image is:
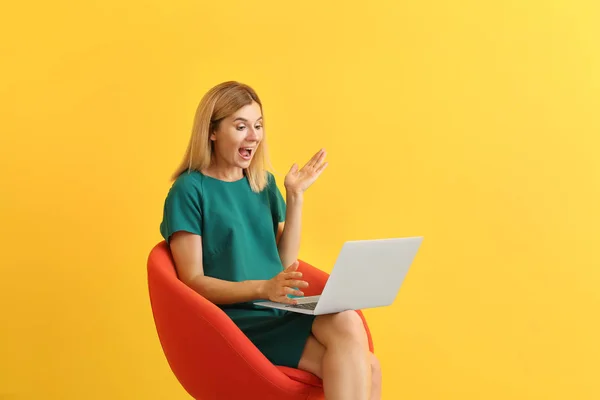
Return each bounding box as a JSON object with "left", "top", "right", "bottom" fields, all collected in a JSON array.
[{"left": 211, "top": 101, "right": 263, "bottom": 170}]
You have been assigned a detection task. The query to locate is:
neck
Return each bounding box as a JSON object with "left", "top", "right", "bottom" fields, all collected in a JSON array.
[{"left": 203, "top": 159, "right": 244, "bottom": 182}]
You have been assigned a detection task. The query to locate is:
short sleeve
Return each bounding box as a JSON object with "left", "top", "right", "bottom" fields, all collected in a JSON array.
[
  {"left": 267, "top": 172, "right": 286, "bottom": 223},
  {"left": 160, "top": 174, "right": 203, "bottom": 242}
]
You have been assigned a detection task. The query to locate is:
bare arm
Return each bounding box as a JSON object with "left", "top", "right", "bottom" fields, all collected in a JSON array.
[
  {"left": 276, "top": 192, "right": 303, "bottom": 268},
  {"left": 169, "top": 231, "right": 265, "bottom": 304},
  {"left": 277, "top": 148, "right": 328, "bottom": 267}
]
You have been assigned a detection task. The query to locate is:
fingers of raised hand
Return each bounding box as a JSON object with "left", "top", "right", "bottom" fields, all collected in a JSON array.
[
  {"left": 308, "top": 150, "right": 327, "bottom": 174},
  {"left": 316, "top": 159, "right": 328, "bottom": 174},
  {"left": 304, "top": 150, "right": 320, "bottom": 168},
  {"left": 305, "top": 149, "right": 325, "bottom": 169},
  {"left": 315, "top": 149, "right": 327, "bottom": 166}
]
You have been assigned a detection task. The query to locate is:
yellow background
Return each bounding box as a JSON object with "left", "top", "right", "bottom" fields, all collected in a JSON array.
[{"left": 1, "top": 0, "right": 599, "bottom": 399}]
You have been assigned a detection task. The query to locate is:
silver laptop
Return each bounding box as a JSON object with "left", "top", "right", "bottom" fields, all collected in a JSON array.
[{"left": 254, "top": 236, "right": 423, "bottom": 315}]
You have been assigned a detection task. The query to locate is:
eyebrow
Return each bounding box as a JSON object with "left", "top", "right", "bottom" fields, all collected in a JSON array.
[{"left": 233, "top": 116, "right": 263, "bottom": 123}]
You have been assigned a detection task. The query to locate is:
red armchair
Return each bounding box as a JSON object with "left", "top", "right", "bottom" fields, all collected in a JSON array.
[{"left": 147, "top": 241, "right": 374, "bottom": 400}]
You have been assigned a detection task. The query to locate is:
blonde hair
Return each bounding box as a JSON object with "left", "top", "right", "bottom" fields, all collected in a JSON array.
[{"left": 171, "top": 81, "right": 271, "bottom": 192}]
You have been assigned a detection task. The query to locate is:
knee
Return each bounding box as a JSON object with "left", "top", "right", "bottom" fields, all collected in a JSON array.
[{"left": 330, "top": 310, "right": 367, "bottom": 343}]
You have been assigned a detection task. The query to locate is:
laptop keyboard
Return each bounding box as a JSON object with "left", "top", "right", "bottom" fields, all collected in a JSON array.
[{"left": 286, "top": 302, "right": 318, "bottom": 310}]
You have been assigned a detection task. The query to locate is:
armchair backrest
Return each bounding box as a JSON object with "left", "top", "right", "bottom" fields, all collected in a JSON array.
[
  {"left": 147, "top": 241, "right": 293, "bottom": 399},
  {"left": 147, "top": 242, "right": 244, "bottom": 396}
]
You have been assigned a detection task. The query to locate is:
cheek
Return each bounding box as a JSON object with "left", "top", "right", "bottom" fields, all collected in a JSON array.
[
  {"left": 214, "top": 140, "right": 234, "bottom": 158},
  {"left": 216, "top": 132, "right": 240, "bottom": 151}
]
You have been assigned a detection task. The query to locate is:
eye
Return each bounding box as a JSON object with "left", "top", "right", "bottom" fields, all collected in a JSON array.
[
  {"left": 236, "top": 125, "right": 246, "bottom": 131},
  {"left": 255, "top": 124, "right": 263, "bottom": 130}
]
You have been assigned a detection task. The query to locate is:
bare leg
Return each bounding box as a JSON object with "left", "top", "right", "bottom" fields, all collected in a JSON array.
[
  {"left": 299, "top": 335, "right": 382, "bottom": 400},
  {"left": 297, "top": 334, "right": 325, "bottom": 378},
  {"left": 369, "top": 353, "right": 382, "bottom": 400},
  {"left": 297, "top": 311, "right": 371, "bottom": 400}
]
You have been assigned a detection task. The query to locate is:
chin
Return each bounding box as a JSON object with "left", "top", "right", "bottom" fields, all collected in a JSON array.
[
  {"left": 232, "top": 161, "right": 248, "bottom": 171},
  {"left": 236, "top": 156, "right": 254, "bottom": 167}
]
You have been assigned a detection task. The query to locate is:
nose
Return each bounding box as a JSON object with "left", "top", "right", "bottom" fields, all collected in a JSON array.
[{"left": 247, "top": 126, "right": 260, "bottom": 142}]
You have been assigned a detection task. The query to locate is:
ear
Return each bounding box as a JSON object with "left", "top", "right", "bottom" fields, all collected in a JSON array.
[{"left": 210, "top": 131, "right": 217, "bottom": 141}]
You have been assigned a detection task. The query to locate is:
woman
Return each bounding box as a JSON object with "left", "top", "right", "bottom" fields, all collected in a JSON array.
[{"left": 160, "top": 81, "right": 381, "bottom": 400}]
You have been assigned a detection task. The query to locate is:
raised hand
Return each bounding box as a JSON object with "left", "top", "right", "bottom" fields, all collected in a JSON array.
[
  {"left": 259, "top": 261, "right": 309, "bottom": 305},
  {"left": 284, "top": 149, "right": 328, "bottom": 195}
]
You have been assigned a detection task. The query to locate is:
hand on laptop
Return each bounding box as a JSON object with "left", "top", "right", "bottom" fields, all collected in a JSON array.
[{"left": 259, "top": 261, "right": 309, "bottom": 305}]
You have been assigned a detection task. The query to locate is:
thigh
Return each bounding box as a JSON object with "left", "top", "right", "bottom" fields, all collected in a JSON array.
[{"left": 297, "top": 334, "right": 325, "bottom": 378}]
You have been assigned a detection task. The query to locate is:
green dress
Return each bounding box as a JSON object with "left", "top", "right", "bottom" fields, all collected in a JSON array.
[{"left": 159, "top": 170, "right": 316, "bottom": 368}]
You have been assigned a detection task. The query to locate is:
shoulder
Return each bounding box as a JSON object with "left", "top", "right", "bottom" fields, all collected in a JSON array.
[
  {"left": 167, "top": 170, "right": 204, "bottom": 200},
  {"left": 160, "top": 171, "right": 205, "bottom": 240},
  {"left": 174, "top": 169, "right": 204, "bottom": 186}
]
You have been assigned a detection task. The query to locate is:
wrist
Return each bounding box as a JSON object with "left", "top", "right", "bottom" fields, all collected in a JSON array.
[
  {"left": 254, "top": 280, "right": 267, "bottom": 299},
  {"left": 286, "top": 190, "right": 304, "bottom": 203}
]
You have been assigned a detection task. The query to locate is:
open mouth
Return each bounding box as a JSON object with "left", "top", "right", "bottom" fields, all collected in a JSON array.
[{"left": 238, "top": 147, "right": 253, "bottom": 160}]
